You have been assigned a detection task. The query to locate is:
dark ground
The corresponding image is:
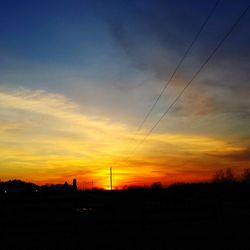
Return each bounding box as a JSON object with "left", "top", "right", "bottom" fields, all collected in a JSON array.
[{"left": 1, "top": 183, "right": 250, "bottom": 250}]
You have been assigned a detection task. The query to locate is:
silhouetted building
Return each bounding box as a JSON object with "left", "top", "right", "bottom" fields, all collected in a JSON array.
[
  {"left": 73, "top": 179, "right": 77, "bottom": 190},
  {"left": 48, "top": 179, "right": 77, "bottom": 191}
]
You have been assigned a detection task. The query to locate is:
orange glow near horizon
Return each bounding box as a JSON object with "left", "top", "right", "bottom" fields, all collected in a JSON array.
[{"left": 0, "top": 88, "right": 249, "bottom": 188}]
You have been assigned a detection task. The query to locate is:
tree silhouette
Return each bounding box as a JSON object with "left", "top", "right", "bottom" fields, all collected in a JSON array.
[
  {"left": 241, "top": 169, "right": 250, "bottom": 183},
  {"left": 225, "top": 168, "right": 235, "bottom": 182},
  {"left": 213, "top": 168, "right": 236, "bottom": 183},
  {"left": 151, "top": 182, "right": 163, "bottom": 190},
  {"left": 213, "top": 170, "right": 225, "bottom": 183}
]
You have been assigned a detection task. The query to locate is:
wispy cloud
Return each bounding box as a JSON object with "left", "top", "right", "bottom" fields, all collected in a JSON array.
[
  {"left": 209, "top": 147, "right": 250, "bottom": 162},
  {"left": 0, "top": 87, "right": 248, "bottom": 187}
]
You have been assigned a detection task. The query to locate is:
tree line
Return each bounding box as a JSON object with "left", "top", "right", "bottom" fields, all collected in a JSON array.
[{"left": 213, "top": 168, "right": 250, "bottom": 183}]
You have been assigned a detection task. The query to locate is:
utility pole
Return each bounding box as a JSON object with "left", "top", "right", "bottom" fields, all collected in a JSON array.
[{"left": 110, "top": 167, "right": 112, "bottom": 191}]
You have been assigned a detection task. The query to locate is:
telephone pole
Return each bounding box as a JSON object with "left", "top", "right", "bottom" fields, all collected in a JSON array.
[{"left": 110, "top": 167, "right": 112, "bottom": 191}]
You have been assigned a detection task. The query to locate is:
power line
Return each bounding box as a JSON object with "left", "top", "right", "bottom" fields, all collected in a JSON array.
[
  {"left": 121, "top": 0, "right": 220, "bottom": 157},
  {"left": 135, "top": 0, "right": 221, "bottom": 133},
  {"left": 111, "top": 0, "right": 220, "bottom": 167},
  {"left": 128, "top": 3, "right": 250, "bottom": 157}
]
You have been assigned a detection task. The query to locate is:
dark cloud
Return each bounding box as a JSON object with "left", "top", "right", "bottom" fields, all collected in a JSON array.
[
  {"left": 105, "top": 0, "right": 250, "bottom": 83},
  {"left": 169, "top": 74, "right": 250, "bottom": 119},
  {"left": 107, "top": 18, "right": 175, "bottom": 80},
  {"left": 105, "top": 1, "right": 214, "bottom": 81},
  {"left": 104, "top": 0, "right": 250, "bottom": 128},
  {"left": 210, "top": 147, "right": 250, "bottom": 162}
]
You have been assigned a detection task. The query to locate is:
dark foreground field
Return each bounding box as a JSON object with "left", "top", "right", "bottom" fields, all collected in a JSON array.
[{"left": 1, "top": 183, "right": 250, "bottom": 250}]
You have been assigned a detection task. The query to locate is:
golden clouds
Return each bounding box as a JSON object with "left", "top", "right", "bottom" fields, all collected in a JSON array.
[
  {"left": 146, "top": 133, "right": 243, "bottom": 154},
  {"left": 0, "top": 87, "right": 248, "bottom": 188},
  {"left": 0, "top": 87, "right": 130, "bottom": 184}
]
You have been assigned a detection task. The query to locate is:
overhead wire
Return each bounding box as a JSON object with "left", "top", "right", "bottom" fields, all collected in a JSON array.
[
  {"left": 111, "top": 0, "right": 221, "bottom": 168},
  {"left": 127, "top": 3, "right": 250, "bottom": 159},
  {"left": 135, "top": 0, "right": 221, "bottom": 133},
  {"left": 114, "top": 0, "right": 221, "bottom": 165}
]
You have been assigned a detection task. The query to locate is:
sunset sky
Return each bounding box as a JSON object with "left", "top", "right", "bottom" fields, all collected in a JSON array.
[{"left": 0, "top": 0, "right": 250, "bottom": 189}]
